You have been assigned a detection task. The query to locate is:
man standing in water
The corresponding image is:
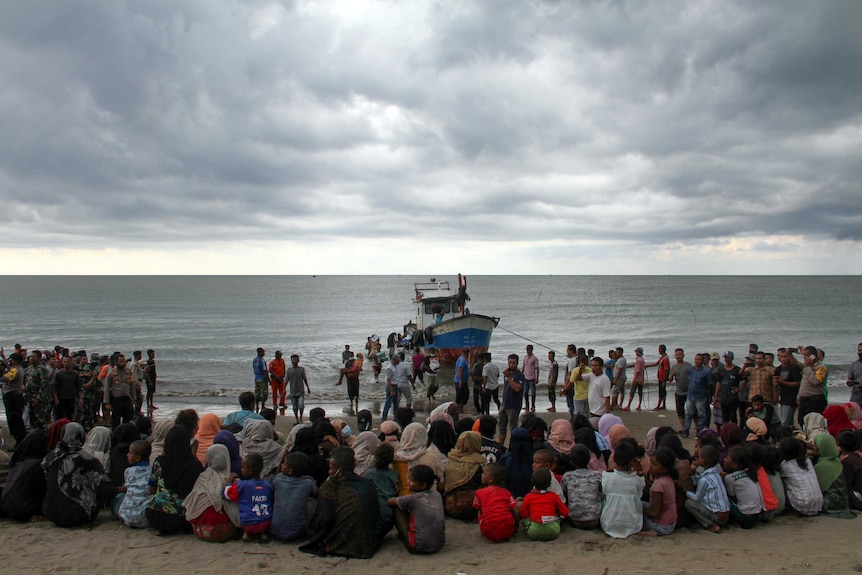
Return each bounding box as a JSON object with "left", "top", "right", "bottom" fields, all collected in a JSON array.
[
  {"left": 454, "top": 348, "right": 470, "bottom": 410},
  {"left": 104, "top": 354, "right": 137, "bottom": 427},
  {"left": 610, "top": 348, "right": 627, "bottom": 410},
  {"left": 253, "top": 347, "right": 270, "bottom": 413},
  {"left": 144, "top": 349, "right": 158, "bottom": 412},
  {"left": 286, "top": 354, "right": 311, "bottom": 423},
  {"left": 269, "top": 350, "right": 286, "bottom": 414}
]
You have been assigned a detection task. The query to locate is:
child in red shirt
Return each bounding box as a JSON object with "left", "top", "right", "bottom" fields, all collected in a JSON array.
[
  {"left": 519, "top": 468, "right": 569, "bottom": 541},
  {"left": 472, "top": 463, "right": 517, "bottom": 542}
]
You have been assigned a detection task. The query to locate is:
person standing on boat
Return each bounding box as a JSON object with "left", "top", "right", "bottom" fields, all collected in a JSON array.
[
  {"left": 454, "top": 348, "right": 470, "bottom": 409},
  {"left": 253, "top": 347, "right": 270, "bottom": 414},
  {"left": 521, "top": 345, "right": 540, "bottom": 413}
]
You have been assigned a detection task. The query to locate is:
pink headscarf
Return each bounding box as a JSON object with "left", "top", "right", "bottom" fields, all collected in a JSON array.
[{"left": 548, "top": 419, "right": 575, "bottom": 455}]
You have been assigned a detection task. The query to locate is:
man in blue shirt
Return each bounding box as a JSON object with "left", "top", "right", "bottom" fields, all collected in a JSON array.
[
  {"left": 454, "top": 348, "right": 470, "bottom": 409},
  {"left": 684, "top": 353, "right": 712, "bottom": 437},
  {"left": 253, "top": 347, "right": 270, "bottom": 413}
]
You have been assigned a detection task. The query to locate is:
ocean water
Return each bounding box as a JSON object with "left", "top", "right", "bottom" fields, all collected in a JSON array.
[{"left": 1, "top": 275, "right": 860, "bottom": 418}]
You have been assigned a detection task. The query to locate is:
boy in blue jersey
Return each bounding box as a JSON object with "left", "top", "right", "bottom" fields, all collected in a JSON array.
[{"left": 224, "top": 453, "right": 274, "bottom": 542}]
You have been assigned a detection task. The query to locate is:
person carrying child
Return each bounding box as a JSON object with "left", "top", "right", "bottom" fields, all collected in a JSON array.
[
  {"left": 269, "top": 452, "right": 318, "bottom": 541},
  {"left": 472, "top": 462, "right": 518, "bottom": 542},
  {"left": 387, "top": 464, "right": 445, "bottom": 554},
  {"left": 223, "top": 453, "right": 274, "bottom": 542},
  {"left": 116, "top": 440, "right": 153, "bottom": 528},
  {"left": 684, "top": 445, "right": 731, "bottom": 532},
  {"left": 519, "top": 468, "right": 569, "bottom": 541}
]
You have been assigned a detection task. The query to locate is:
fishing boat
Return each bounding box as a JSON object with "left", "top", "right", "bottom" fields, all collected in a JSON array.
[{"left": 405, "top": 274, "right": 499, "bottom": 366}]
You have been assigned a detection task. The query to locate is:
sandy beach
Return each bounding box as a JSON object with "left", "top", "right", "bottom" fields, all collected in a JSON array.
[{"left": 1, "top": 409, "right": 857, "bottom": 575}]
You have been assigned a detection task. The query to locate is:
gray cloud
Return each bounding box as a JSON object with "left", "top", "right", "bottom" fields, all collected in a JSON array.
[{"left": 0, "top": 0, "right": 860, "bottom": 261}]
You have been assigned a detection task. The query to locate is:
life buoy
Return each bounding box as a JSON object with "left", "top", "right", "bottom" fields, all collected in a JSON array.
[{"left": 424, "top": 326, "right": 434, "bottom": 344}]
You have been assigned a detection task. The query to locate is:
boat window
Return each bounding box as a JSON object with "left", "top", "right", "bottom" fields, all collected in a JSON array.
[{"left": 424, "top": 302, "right": 450, "bottom": 314}]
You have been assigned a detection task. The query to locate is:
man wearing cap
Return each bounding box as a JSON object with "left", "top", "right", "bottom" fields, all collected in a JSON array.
[
  {"left": 521, "top": 345, "right": 539, "bottom": 413},
  {"left": 714, "top": 351, "right": 742, "bottom": 426},
  {"left": 623, "top": 347, "right": 646, "bottom": 411}
]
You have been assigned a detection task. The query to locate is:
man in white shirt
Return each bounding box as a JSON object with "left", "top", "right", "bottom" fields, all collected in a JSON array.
[{"left": 582, "top": 357, "right": 611, "bottom": 426}]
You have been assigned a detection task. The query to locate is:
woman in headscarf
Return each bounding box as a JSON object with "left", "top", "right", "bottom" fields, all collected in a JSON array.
[
  {"left": 1, "top": 429, "right": 49, "bottom": 521},
  {"left": 814, "top": 433, "right": 854, "bottom": 518},
  {"left": 802, "top": 412, "right": 828, "bottom": 440},
  {"left": 443, "top": 431, "right": 485, "bottom": 519},
  {"left": 352, "top": 431, "right": 380, "bottom": 477},
  {"left": 658, "top": 432, "right": 695, "bottom": 527},
  {"left": 213, "top": 430, "right": 242, "bottom": 476},
  {"left": 844, "top": 402, "right": 862, "bottom": 430},
  {"left": 330, "top": 418, "right": 355, "bottom": 447},
  {"left": 719, "top": 422, "right": 744, "bottom": 469},
  {"left": 745, "top": 417, "right": 769, "bottom": 444},
  {"left": 501, "top": 427, "right": 535, "bottom": 498},
  {"left": 393, "top": 423, "right": 442, "bottom": 495},
  {"left": 148, "top": 419, "right": 175, "bottom": 462},
  {"left": 82, "top": 425, "right": 112, "bottom": 469},
  {"left": 378, "top": 420, "right": 401, "bottom": 448},
  {"left": 145, "top": 426, "right": 204, "bottom": 534},
  {"left": 574, "top": 426, "right": 607, "bottom": 472},
  {"left": 598, "top": 414, "right": 623, "bottom": 443},
  {"left": 47, "top": 418, "right": 70, "bottom": 451},
  {"left": 240, "top": 419, "right": 284, "bottom": 481},
  {"left": 426, "top": 420, "right": 457, "bottom": 488},
  {"left": 521, "top": 413, "right": 549, "bottom": 450},
  {"left": 290, "top": 427, "right": 329, "bottom": 486},
  {"left": 109, "top": 423, "right": 141, "bottom": 487},
  {"left": 546, "top": 419, "right": 576, "bottom": 457},
  {"left": 194, "top": 413, "right": 222, "bottom": 466},
  {"left": 41, "top": 422, "right": 111, "bottom": 527},
  {"left": 606, "top": 424, "right": 631, "bottom": 470},
  {"left": 184, "top": 444, "right": 241, "bottom": 541},
  {"left": 822, "top": 405, "right": 854, "bottom": 440}
]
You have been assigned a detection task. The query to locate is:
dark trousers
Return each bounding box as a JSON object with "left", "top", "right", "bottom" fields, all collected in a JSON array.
[
  {"left": 721, "top": 396, "right": 739, "bottom": 425},
  {"left": 3, "top": 392, "right": 27, "bottom": 443},
  {"left": 55, "top": 397, "right": 77, "bottom": 421},
  {"left": 473, "top": 385, "right": 483, "bottom": 413},
  {"left": 110, "top": 395, "right": 135, "bottom": 428},
  {"left": 481, "top": 388, "right": 500, "bottom": 415},
  {"left": 455, "top": 382, "right": 469, "bottom": 407}
]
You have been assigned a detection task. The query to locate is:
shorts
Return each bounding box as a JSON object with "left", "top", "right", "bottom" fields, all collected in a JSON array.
[
  {"left": 612, "top": 378, "right": 626, "bottom": 396},
  {"left": 290, "top": 393, "right": 305, "bottom": 413},
  {"left": 497, "top": 408, "right": 518, "bottom": 440},
  {"left": 242, "top": 520, "right": 271, "bottom": 534},
  {"left": 522, "top": 518, "right": 561, "bottom": 541},
  {"left": 346, "top": 377, "right": 359, "bottom": 400},
  {"left": 675, "top": 394, "right": 687, "bottom": 418},
  {"left": 480, "top": 519, "right": 516, "bottom": 543},
  {"left": 254, "top": 379, "right": 268, "bottom": 403},
  {"left": 398, "top": 386, "right": 413, "bottom": 405}
]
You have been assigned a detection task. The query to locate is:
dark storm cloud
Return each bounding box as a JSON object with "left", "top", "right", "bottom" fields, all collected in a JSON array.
[{"left": 0, "top": 0, "right": 860, "bottom": 256}]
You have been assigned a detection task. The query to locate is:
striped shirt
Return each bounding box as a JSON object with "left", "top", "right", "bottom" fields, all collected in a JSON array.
[{"left": 687, "top": 465, "right": 730, "bottom": 513}]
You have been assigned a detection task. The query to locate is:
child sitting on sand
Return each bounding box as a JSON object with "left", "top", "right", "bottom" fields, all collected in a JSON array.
[
  {"left": 600, "top": 441, "right": 645, "bottom": 539},
  {"left": 519, "top": 468, "right": 569, "bottom": 541},
  {"left": 270, "top": 452, "right": 318, "bottom": 541},
  {"left": 561, "top": 444, "right": 603, "bottom": 529},
  {"left": 387, "top": 464, "right": 445, "bottom": 554},
  {"left": 723, "top": 447, "right": 765, "bottom": 528},
  {"left": 640, "top": 447, "right": 677, "bottom": 536},
  {"left": 532, "top": 449, "right": 565, "bottom": 500},
  {"left": 778, "top": 437, "right": 823, "bottom": 516},
  {"left": 472, "top": 462, "right": 518, "bottom": 542},
  {"left": 223, "top": 454, "right": 273, "bottom": 542},
  {"left": 684, "top": 445, "right": 730, "bottom": 532},
  {"left": 116, "top": 440, "right": 152, "bottom": 528},
  {"left": 365, "top": 442, "right": 399, "bottom": 534}
]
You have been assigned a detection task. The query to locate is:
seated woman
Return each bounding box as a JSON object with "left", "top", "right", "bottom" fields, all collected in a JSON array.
[
  {"left": 184, "top": 444, "right": 241, "bottom": 541},
  {"left": 443, "top": 431, "right": 485, "bottom": 519},
  {"left": 813, "top": 433, "right": 854, "bottom": 518},
  {"left": 394, "top": 423, "right": 443, "bottom": 495},
  {"left": 41, "top": 422, "right": 111, "bottom": 527},
  {"left": 1, "top": 429, "right": 49, "bottom": 522},
  {"left": 241, "top": 419, "right": 286, "bottom": 482},
  {"left": 194, "top": 413, "right": 223, "bottom": 466},
  {"left": 82, "top": 425, "right": 112, "bottom": 470},
  {"left": 502, "top": 427, "right": 536, "bottom": 498},
  {"left": 301, "top": 447, "right": 384, "bottom": 559},
  {"left": 146, "top": 426, "right": 204, "bottom": 534},
  {"left": 109, "top": 423, "right": 142, "bottom": 488}
]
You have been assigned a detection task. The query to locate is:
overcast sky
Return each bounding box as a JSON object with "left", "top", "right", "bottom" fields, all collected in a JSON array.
[{"left": 1, "top": 0, "right": 860, "bottom": 274}]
